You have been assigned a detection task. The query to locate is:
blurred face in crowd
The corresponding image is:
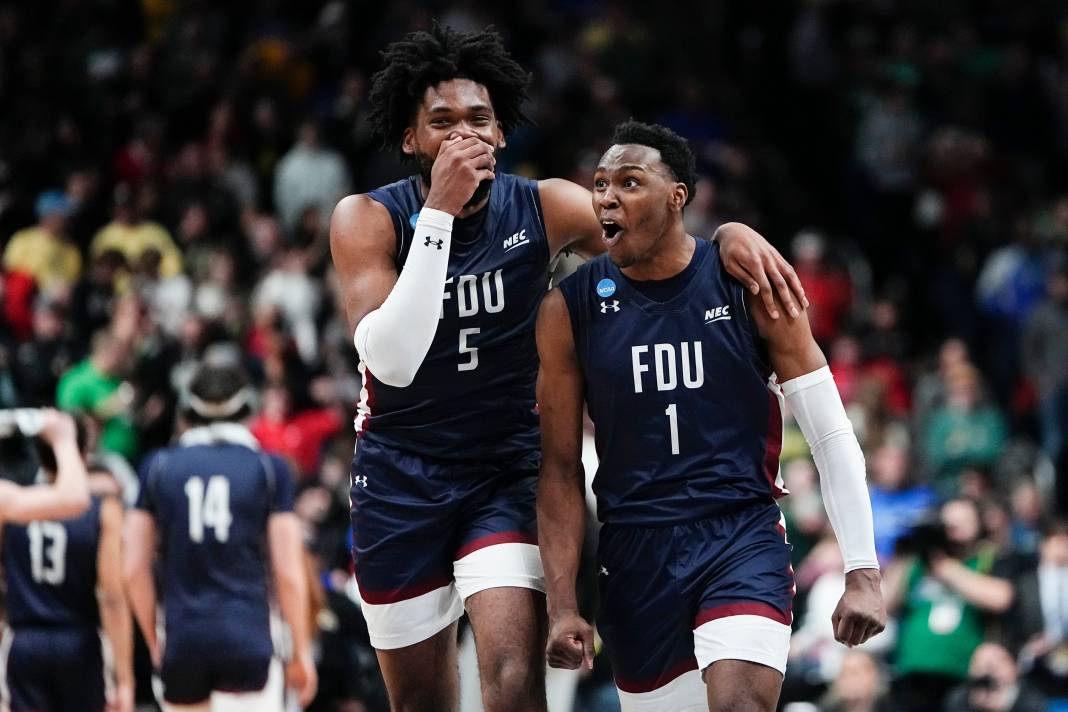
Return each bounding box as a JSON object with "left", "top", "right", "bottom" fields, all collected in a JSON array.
[
  {"left": 943, "top": 499, "right": 982, "bottom": 547},
  {"left": 870, "top": 443, "right": 909, "bottom": 490},
  {"left": 946, "top": 365, "right": 981, "bottom": 410},
  {"left": 967, "top": 644, "right": 1019, "bottom": 712},
  {"left": 402, "top": 78, "right": 504, "bottom": 209},
  {"left": 832, "top": 650, "right": 884, "bottom": 709},
  {"left": 593, "top": 144, "right": 688, "bottom": 270},
  {"left": 92, "top": 335, "right": 131, "bottom": 377}
]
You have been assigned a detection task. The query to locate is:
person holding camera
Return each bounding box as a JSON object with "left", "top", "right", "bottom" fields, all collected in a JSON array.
[
  {"left": 944, "top": 643, "right": 1047, "bottom": 712},
  {"left": 0, "top": 408, "right": 134, "bottom": 712},
  {"left": 884, "top": 497, "right": 1016, "bottom": 712}
]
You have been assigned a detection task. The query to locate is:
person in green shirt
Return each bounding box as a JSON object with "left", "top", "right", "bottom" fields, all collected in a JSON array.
[
  {"left": 55, "top": 330, "right": 138, "bottom": 461},
  {"left": 884, "top": 497, "right": 1015, "bottom": 712}
]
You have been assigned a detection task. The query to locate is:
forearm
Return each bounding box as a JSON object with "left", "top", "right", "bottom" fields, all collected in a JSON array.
[
  {"left": 783, "top": 366, "right": 878, "bottom": 572},
  {"left": 51, "top": 440, "right": 90, "bottom": 513},
  {"left": 125, "top": 571, "right": 158, "bottom": 653},
  {"left": 99, "top": 593, "right": 134, "bottom": 686},
  {"left": 934, "top": 560, "right": 1013, "bottom": 612},
  {"left": 354, "top": 208, "right": 453, "bottom": 386},
  {"left": 275, "top": 570, "right": 311, "bottom": 657},
  {"left": 538, "top": 462, "right": 587, "bottom": 619}
]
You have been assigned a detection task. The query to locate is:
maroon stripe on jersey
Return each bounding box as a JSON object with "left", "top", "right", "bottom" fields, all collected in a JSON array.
[
  {"left": 694, "top": 600, "right": 792, "bottom": 628},
  {"left": 762, "top": 389, "right": 784, "bottom": 497},
  {"left": 454, "top": 530, "right": 537, "bottom": 561},
  {"left": 614, "top": 656, "right": 699, "bottom": 694},
  {"left": 357, "top": 574, "right": 453, "bottom": 605}
]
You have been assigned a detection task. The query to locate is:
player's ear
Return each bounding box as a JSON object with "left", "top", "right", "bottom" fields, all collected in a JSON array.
[
  {"left": 401, "top": 127, "right": 417, "bottom": 157},
  {"left": 496, "top": 121, "right": 507, "bottom": 150},
  {"left": 671, "top": 183, "right": 688, "bottom": 212}
]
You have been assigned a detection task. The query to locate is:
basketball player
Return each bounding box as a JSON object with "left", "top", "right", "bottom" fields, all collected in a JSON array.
[
  {"left": 330, "top": 23, "right": 808, "bottom": 712},
  {"left": 0, "top": 410, "right": 129, "bottom": 712},
  {"left": 536, "top": 122, "right": 886, "bottom": 711},
  {"left": 122, "top": 364, "right": 316, "bottom": 711}
]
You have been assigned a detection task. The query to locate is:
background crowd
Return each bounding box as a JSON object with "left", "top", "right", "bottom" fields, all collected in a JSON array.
[{"left": 1, "top": 1, "right": 1067, "bottom": 710}]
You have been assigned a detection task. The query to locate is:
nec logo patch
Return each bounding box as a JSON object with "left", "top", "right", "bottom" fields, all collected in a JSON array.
[
  {"left": 503, "top": 229, "right": 529, "bottom": 251},
  {"left": 704, "top": 306, "right": 731, "bottom": 323}
]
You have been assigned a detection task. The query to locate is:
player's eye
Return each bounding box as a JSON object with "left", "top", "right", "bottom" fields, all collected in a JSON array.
[
  {"left": 430, "top": 118, "right": 451, "bottom": 127},
  {"left": 472, "top": 115, "right": 491, "bottom": 124},
  {"left": 623, "top": 177, "right": 639, "bottom": 188},
  {"left": 594, "top": 178, "right": 607, "bottom": 189}
]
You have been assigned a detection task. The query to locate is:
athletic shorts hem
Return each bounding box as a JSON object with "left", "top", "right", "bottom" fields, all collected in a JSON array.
[
  {"left": 693, "top": 614, "right": 791, "bottom": 675},
  {"left": 615, "top": 669, "right": 707, "bottom": 711}
]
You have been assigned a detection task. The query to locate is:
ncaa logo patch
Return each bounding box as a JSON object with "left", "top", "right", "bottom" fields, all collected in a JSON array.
[{"left": 596, "top": 278, "right": 616, "bottom": 298}]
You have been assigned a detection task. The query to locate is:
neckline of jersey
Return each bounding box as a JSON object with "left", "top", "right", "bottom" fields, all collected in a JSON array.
[{"left": 609, "top": 237, "right": 714, "bottom": 312}]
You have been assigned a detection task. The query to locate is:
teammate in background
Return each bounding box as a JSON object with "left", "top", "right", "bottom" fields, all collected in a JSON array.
[
  {"left": 536, "top": 122, "right": 886, "bottom": 711},
  {"left": 0, "top": 409, "right": 90, "bottom": 521},
  {"left": 122, "top": 364, "right": 316, "bottom": 711},
  {"left": 0, "top": 410, "right": 132, "bottom": 712},
  {"left": 330, "top": 24, "right": 807, "bottom": 712}
]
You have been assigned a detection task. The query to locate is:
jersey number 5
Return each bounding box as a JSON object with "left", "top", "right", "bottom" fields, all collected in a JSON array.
[
  {"left": 459, "top": 328, "right": 480, "bottom": 372},
  {"left": 185, "top": 476, "right": 233, "bottom": 543},
  {"left": 28, "top": 521, "right": 67, "bottom": 585}
]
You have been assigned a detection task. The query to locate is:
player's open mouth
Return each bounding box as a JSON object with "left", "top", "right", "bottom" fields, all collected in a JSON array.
[{"left": 601, "top": 219, "right": 624, "bottom": 247}]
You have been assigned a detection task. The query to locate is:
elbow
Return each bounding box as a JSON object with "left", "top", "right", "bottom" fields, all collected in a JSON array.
[
  {"left": 56, "top": 491, "right": 91, "bottom": 520},
  {"left": 371, "top": 363, "right": 417, "bottom": 388}
]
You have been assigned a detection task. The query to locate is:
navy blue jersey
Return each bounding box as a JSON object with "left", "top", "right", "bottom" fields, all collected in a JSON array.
[
  {"left": 3, "top": 496, "right": 102, "bottom": 628},
  {"left": 558, "top": 239, "right": 786, "bottom": 526},
  {"left": 357, "top": 173, "right": 551, "bottom": 461},
  {"left": 136, "top": 425, "right": 295, "bottom": 641}
]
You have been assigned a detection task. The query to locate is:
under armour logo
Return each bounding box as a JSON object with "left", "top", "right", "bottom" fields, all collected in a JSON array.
[
  {"left": 599, "top": 566, "right": 609, "bottom": 576},
  {"left": 600, "top": 300, "right": 620, "bottom": 313},
  {"left": 423, "top": 235, "right": 444, "bottom": 250},
  {"left": 353, "top": 475, "right": 368, "bottom": 488}
]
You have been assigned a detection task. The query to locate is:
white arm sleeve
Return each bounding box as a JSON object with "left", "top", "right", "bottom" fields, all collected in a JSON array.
[
  {"left": 353, "top": 207, "right": 453, "bottom": 387},
  {"left": 781, "top": 366, "right": 879, "bottom": 573}
]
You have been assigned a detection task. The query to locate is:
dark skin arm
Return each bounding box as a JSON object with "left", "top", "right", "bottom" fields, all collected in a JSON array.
[
  {"left": 749, "top": 296, "right": 887, "bottom": 647},
  {"left": 538, "top": 177, "right": 807, "bottom": 318},
  {"left": 535, "top": 288, "right": 594, "bottom": 670}
]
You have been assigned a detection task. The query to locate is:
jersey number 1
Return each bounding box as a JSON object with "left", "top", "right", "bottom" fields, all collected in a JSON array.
[
  {"left": 665, "top": 403, "right": 680, "bottom": 455},
  {"left": 28, "top": 521, "right": 67, "bottom": 585},
  {"left": 185, "top": 476, "right": 233, "bottom": 543}
]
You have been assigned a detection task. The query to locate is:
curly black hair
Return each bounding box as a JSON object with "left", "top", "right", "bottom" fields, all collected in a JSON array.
[
  {"left": 611, "top": 121, "right": 698, "bottom": 206},
  {"left": 367, "top": 23, "right": 532, "bottom": 152}
]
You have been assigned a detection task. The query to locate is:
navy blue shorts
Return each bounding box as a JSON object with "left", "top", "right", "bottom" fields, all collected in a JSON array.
[
  {"left": 350, "top": 438, "right": 544, "bottom": 649},
  {"left": 4, "top": 626, "right": 106, "bottom": 712},
  {"left": 160, "top": 628, "right": 272, "bottom": 704},
  {"left": 597, "top": 502, "right": 795, "bottom": 703}
]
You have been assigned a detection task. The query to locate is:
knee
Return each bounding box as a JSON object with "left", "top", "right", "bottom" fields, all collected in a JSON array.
[
  {"left": 481, "top": 656, "right": 543, "bottom": 711},
  {"left": 707, "top": 688, "right": 776, "bottom": 712}
]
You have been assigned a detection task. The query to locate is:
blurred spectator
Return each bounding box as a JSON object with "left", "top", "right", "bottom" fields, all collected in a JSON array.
[
  {"left": 923, "top": 364, "right": 1008, "bottom": 489},
  {"left": 249, "top": 383, "right": 343, "bottom": 479},
  {"left": 252, "top": 246, "right": 323, "bottom": 365},
  {"left": 885, "top": 498, "right": 1015, "bottom": 711},
  {"left": 867, "top": 442, "right": 938, "bottom": 564},
  {"left": 792, "top": 230, "right": 853, "bottom": 348},
  {"left": 1005, "top": 520, "right": 1068, "bottom": 701},
  {"left": 70, "top": 249, "right": 125, "bottom": 345},
  {"left": 89, "top": 184, "right": 183, "bottom": 282},
  {"left": 819, "top": 650, "right": 894, "bottom": 712},
  {"left": 944, "top": 643, "right": 1047, "bottom": 712},
  {"left": 55, "top": 330, "right": 137, "bottom": 461},
  {"left": 10, "top": 298, "right": 78, "bottom": 406},
  {"left": 1021, "top": 258, "right": 1068, "bottom": 463},
  {"left": 273, "top": 119, "right": 351, "bottom": 235},
  {"left": 0, "top": 268, "right": 37, "bottom": 343},
  {"left": 2, "top": 190, "right": 81, "bottom": 293}
]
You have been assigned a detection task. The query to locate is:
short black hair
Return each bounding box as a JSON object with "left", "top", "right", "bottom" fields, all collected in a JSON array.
[
  {"left": 367, "top": 22, "right": 532, "bottom": 152},
  {"left": 611, "top": 121, "right": 698, "bottom": 206},
  {"left": 184, "top": 363, "right": 253, "bottom": 424}
]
